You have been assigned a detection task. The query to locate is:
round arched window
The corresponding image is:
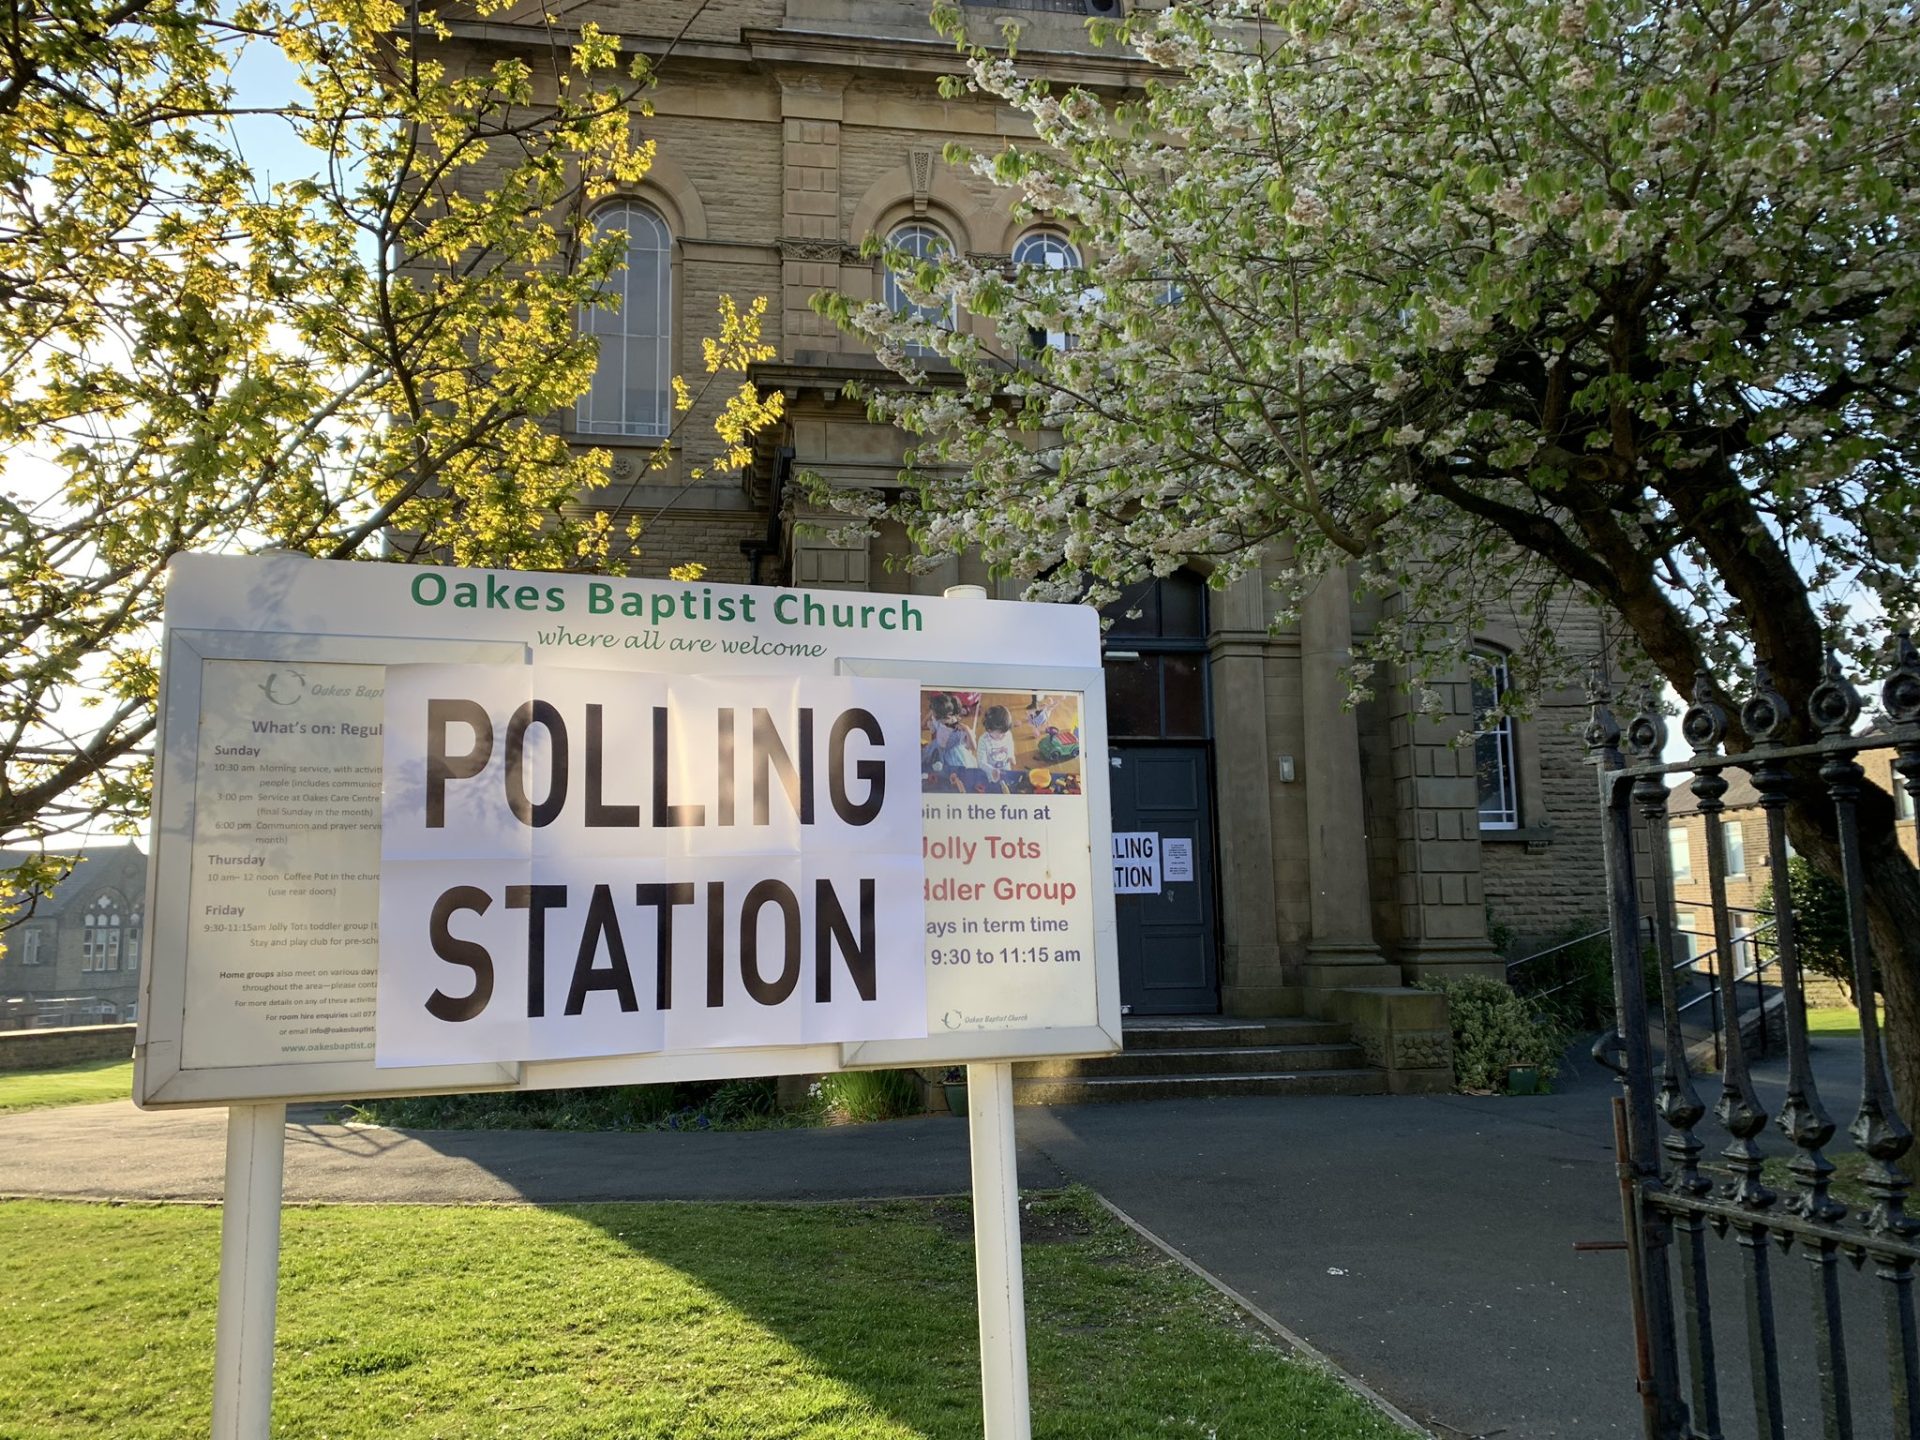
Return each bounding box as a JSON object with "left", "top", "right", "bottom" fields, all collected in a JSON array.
[
  {"left": 1011, "top": 230, "right": 1081, "bottom": 351},
  {"left": 1012, "top": 230, "right": 1080, "bottom": 271},
  {"left": 882, "top": 224, "right": 956, "bottom": 353},
  {"left": 577, "top": 201, "right": 674, "bottom": 439}
]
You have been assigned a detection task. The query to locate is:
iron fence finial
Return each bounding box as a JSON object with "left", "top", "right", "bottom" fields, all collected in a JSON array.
[
  {"left": 1809, "top": 649, "right": 1863, "bottom": 737},
  {"left": 1681, "top": 669, "right": 1727, "bottom": 757},
  {"left": 1626, "top": 684, "right": 1667, "bottom": 763},
  {"left": 1883, "top": 632, "right": 1920, "bottom": 726},
  {"left": 1584, "top": 657, "right": 1621, "bottom": 758},
  {"left": 1740, "top": 659, "right": 1791, "bottom": 747}
]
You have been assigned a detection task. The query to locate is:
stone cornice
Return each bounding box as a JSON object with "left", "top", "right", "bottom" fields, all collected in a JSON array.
[
  {"left": 436, "top": 18, "right": 1148, "bottom": 91},
  {"left": 440, "top": 18, "right": 752, "bottom": 64},
  {"left": 740, "top": 27, "right": 1145, "bottom": 88}
]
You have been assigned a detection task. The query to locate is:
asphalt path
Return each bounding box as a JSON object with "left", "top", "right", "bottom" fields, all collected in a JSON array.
[{"left": 0, "top": 1030, "right": 1879, "bottom": 1440}]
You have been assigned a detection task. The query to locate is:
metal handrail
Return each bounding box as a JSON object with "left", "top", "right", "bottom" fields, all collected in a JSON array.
[
  {"left": 1672, "top": 912, "right": 1780, "bottom": 1069},
  {"left": 1503, "top": 925, "right": 1614, "bottom": 1006},
  {"left": 1506, "top": 925, "right": 1612, "bottom": 977},
  {"left": 1505, "top": 905, "right": 1783, "bottom": 1069}
]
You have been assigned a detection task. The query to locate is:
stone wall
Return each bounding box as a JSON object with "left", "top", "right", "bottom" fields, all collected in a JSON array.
[
  {"left": 0, "top": 1024, "right": 136, "bottom": 1072},
  {"left": 1478, "top": 604, "right": 1612, "bottom": 952}
]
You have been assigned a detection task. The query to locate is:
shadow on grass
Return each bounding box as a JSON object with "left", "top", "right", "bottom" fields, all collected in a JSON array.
[
  {"left": 542, "top": 1192, "right": 1406, "bottom": 1440},
  {"left": 0, "top": 1191, "right": 1410, "bottom": 1438}
]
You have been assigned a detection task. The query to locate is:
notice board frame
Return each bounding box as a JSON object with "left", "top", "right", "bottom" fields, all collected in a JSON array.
[{"left": 135, "top": 559, "right": 1123, "bottom": 1108}]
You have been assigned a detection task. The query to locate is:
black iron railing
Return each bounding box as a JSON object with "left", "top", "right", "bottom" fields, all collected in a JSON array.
[{"left": 1590, "top": 640, "right": 1920, "bottom": 1439}]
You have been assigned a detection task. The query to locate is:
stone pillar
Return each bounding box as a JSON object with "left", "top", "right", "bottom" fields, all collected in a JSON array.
[
  {"left": 778, "top": 74, "right": 848, "bottom": 350},
  {"left": 1209, "top": 573, "right": 1292, "bottom": 1016},
  {"left": 1300, "top": 569, "right": 1400, "bottom": 994},
  {"left": 1389, "top": 653, "right": 1505, "bottom": 982}
]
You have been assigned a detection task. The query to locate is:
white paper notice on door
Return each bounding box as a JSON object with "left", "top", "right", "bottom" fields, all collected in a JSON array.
[
  {"left": 1112, "top": 832, "right": 1160, "bottom": 894},
  {"left": 1162, "top": 837, "right": 1193, "bottom": 883}
]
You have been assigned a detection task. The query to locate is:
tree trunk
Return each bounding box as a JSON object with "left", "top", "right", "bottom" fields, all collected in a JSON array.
[
  {"left": 1864, "top": 839, "right": 1920, "bottom": 1127},
  {"left": 1786, "top": 795, "right": 1920, "bottom": 1126}
]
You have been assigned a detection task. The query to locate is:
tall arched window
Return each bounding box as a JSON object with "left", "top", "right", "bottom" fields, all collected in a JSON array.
[
  {"left": 1011, "top": 229, "right": 1080, "bottom": 351},
  {"left": 1471, "top": 650, "right": 1519, "bottom": 830},
  {"left": 882, "top": 223, "right": 955, "bottom": 354},
  {"left": 82, "top": 894, "right": 124, "bottom": 972},
  {"left": 577, "top": 201, "right": 673, "bottom": 438}
]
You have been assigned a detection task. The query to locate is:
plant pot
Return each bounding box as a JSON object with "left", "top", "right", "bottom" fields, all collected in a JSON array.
[
  {"left": 1506, "top": 1064, "right": 1540, "bottom": 1096},
  {"left": 943, "top": 1082, "right": 969, "bottom": 1117}
]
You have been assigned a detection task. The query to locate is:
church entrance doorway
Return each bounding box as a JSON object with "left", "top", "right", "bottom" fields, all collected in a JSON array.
[{"left": 1101, "top": 573, "right": 1220, "bottom": 1015}]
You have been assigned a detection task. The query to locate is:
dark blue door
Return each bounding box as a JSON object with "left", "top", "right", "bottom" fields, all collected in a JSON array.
[{"left": 1110, "top": 743, "right": 1218, "bottom": 1014}]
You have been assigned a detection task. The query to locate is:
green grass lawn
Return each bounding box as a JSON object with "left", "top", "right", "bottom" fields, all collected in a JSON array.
[
  {"left": 1756, "top": 1150, "right": 1876, "bottom": 1210},
  {"left": 0, "top": 1058, "right": 133, "bottom": 1114},
  {"left": 0, "top": 1192, "right": 1406, "bottom": 1440},
  {"left": 1806, "top": 1005, "right": 1868, "bottom": 1038}
]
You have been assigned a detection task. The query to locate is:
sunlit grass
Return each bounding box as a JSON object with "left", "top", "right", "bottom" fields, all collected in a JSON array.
[
  {"left": 1805, "top": 1004, "right": 1881, "bottom": 1039},
  {"left": 0, "top": 1192, "right": 1409, "bottom": 1439},
  {"left": 0, "top": 1058, "right": 132, "bottom": 1113}
]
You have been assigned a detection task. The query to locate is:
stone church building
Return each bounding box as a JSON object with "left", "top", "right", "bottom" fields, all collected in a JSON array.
[
  {"left": 0, "top": 843, "right": 147, "bottom": 1029},
  {"left": 436, "top": 0, "right": 1612, "bottom": 1092}
]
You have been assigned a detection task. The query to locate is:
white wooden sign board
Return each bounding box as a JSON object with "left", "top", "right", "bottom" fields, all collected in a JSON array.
[{"left": 134, "top": 553, "right": 1120, "bottom": 1440}]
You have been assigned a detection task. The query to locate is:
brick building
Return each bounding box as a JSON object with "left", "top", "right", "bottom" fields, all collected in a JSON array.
[
  {"left": 0, "top": 844, "right": 147, "bottom": 1029},
  {"left": 1667, "top": 746, "right": 1919, "bottom": 972},
  {"left": 422, "top": 0, "right": 1618, "bottom": 1090}
]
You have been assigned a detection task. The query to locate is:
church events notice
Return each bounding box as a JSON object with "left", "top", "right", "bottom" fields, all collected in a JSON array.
[{"left": 180, "top": 659, "right": 388, "bottom": 1068}]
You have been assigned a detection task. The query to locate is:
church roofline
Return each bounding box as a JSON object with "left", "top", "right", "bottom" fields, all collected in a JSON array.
[{"left": 437, "top": 18, "right": 1147, "bottom": 88}]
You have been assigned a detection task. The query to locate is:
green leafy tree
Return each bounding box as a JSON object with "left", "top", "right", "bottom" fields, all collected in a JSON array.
[
  {"left": 1766, "top": 856, "right": 1858, "bottom": 1002},
  {"left": 1, "top": 0, "right": 776, "bottom": 916},
  {"left": 822, "top": 0, "right": 1920, "bottom": 1101}
]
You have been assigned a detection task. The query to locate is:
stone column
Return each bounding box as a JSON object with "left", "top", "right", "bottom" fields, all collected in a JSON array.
[
  {"left": 1209, "top": 573, "right": 1290, "bottom": 1016},
  {"left": 1388, "top": 652, "right": 1504, "bottom": 982},
  {"left": 1300, "top": 569, "right": 1398, "bottom": 991},
  {"left": 778, "top": 73, "right": 848, "bottom": 350}
]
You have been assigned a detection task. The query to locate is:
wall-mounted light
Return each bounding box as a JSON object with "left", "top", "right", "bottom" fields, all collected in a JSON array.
[
  {"left": 1104, "top": 649, "right": 1141, "bottom": 661},
  {"left": 1277, "top": 754, "right": 1296, "bottom": 783}
]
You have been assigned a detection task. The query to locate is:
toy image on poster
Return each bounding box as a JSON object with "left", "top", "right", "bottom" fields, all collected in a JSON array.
[
  {"left": 918, "top": 687, "right": 1097, "bottom": 1034},
  {"left": 920, "top": 689, "right": 1083, "bottom": 796}
]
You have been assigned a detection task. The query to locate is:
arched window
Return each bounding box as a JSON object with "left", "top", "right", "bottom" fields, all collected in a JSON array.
[
  {"left": 1011, "top": 229, "right": 1080, "bottom": 351},
  {"left": 82, "top": 894, "right": 124, "bottom": 973},
  {"left": 882, "top": 223, "right": 955, "bottom": 355},
  {"left": 1471, "top": 650, "right": 1519, "bottom": 830},
  {"left": 577, "top": 201, "right": 673, "bottom": 439}
]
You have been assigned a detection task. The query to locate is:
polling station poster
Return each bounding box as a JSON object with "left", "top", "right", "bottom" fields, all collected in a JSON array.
[
  {"left": 376, "top": 668, "right": 927, "bottom": 1066},
  {"left": 138, "top": 553, "right": 1117, "bottom": 1106}
]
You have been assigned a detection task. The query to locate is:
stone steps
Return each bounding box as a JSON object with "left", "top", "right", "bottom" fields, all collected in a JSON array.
[
  {"left": 1020, "top": 1042, "right": 1365, "bottom": 1079},
  {"left": 1117, "top": 1019, "right": 1351, "bottom": 1049},
  {"left": 1012, "top": 1068, "right": 1389, "bottom": 1106},
  {"left": 1011, "top": 1016, "right": 1390, "bottom": 1105}
]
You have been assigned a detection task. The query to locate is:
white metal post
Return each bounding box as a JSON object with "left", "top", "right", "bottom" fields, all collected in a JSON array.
[
  {"left": 966, "top": 1061, "right": 1033, "bottom": 1440},
  {"left": 212, "top": 1103, "right": 286, "bottom": 1440}
]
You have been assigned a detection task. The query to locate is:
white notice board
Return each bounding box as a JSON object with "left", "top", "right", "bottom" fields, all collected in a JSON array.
[{"left": 136, "top": 554, "right": 1121, "bottom": 1107}]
